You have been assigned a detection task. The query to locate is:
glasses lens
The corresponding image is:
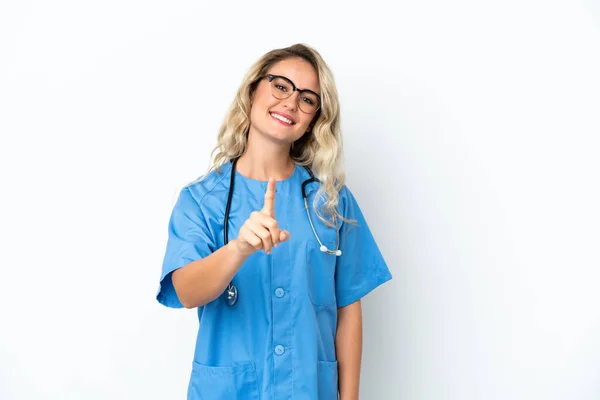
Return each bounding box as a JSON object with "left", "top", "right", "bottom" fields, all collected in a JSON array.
[
  {"left": 269, "top": 75, "right": 321, "bottom": 114},
  {"left": 298, "top": 91, "right": 320, "bottom": 113},
  {"left": 270, "top": 76, "right": 293, "bottom": 99}
]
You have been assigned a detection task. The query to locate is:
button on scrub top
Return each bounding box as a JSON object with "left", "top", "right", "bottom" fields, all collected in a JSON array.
[{"left": 157, "top": 161, "right": 392, "bottom": 400}]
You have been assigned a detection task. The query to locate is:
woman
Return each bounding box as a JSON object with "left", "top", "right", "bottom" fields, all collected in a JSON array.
[{"left": 157, "top": 43, "right": 392, "bottom": 400}]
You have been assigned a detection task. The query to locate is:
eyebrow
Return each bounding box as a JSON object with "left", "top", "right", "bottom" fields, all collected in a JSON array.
[{"left": 269, "top": 73, "right": 320, "bottom": 95}]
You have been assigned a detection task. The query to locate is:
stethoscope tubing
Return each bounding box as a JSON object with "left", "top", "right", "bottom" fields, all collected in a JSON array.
[{"left": 223, "top": 157, "right": 340, "bottom": 306}]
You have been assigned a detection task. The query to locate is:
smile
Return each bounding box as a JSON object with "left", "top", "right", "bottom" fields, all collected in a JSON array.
[{"left": 270, "top": 112, "right": 295, "bottom": 125}]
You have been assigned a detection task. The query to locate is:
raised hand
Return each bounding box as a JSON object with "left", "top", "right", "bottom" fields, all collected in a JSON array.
[{"left": 234, "top": 178, "right": 291, "bottom": 256}]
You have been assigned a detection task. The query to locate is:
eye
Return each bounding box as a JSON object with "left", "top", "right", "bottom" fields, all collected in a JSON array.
[
  {"left": 301, "top": 96, "right": 314, "bottom": 105},
  {"left": 275, "top": 84, "right": 288, "bottom": 92}
]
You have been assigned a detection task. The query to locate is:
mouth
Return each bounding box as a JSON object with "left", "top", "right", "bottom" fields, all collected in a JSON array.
[{"left": 270, "top": 112, "right": 295, "bottom": 126}]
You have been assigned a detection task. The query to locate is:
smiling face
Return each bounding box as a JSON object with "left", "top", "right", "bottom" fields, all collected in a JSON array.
[{"left": 249, "top": 57, "right": 320, "bottom": 146}]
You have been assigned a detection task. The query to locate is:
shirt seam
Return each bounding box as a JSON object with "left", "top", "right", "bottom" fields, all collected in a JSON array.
[
  {"left": 336, "top": 268, "right": 392, "bottom": 308},
  {"left": 189, "top": 164, "right": 231, "bottom": 207}
]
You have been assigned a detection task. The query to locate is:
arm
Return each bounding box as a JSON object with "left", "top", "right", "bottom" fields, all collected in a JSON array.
[
  {"left": 171, "top": 239, "right": 250, "bottom": 309},
  {"left": 335, "top": 299, "right": 363, "bottom": 400},
  {"left": 172, "top": 178, "right": 289, "bottom": 309}
]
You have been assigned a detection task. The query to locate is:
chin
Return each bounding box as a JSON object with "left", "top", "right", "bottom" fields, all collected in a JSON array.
[
  {"left": 268, "top": 133, "right": 296, "bottom": 146},
  {"left": 251, "top": 120, "right": 303, "bottom": 145},
  {"left": 261, "top": 127, "right": 297, "bottom": 143}
]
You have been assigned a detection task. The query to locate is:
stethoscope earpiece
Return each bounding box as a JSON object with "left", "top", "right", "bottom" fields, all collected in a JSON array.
[{"left": 320, "top": 245, "right": 342, "bottom": 257}]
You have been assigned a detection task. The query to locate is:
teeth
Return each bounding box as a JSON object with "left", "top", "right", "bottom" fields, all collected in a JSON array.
[{"left": 271, "top": 113, "right": 293, "bottom": 124}]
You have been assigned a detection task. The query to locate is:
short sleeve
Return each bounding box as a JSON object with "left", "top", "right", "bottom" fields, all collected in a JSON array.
[
  {"left": 335, "top": 186, "right": 392, "bottom": 308},
  {"left": 156, "top": 187, "right": 216, "bottom": 308}
]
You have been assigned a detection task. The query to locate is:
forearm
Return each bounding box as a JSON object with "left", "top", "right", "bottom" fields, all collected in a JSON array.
[
  {"left": 171, "top": 239, "right": 250, "bottom": 308},
  {"left": 335, "top": 300, "right": 363, "bottom": 400}
]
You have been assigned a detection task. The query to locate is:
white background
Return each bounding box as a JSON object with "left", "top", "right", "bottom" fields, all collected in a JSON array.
[{"left": 1, "top": 0, "right": 599, "bottom": 399}]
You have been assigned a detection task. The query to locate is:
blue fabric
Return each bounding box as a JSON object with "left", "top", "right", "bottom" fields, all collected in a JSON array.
[{"left": 157, "top": 162, "right": 392, "bottom": 400}]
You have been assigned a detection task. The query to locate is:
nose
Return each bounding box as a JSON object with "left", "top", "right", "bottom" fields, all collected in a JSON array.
[{"left": 280, "top": 91, "right": 299, "bottom": 111}]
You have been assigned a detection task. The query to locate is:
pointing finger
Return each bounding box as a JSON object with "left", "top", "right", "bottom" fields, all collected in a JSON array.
[{"left": 262, "top": 177, "right": 276, "bottom": 217}]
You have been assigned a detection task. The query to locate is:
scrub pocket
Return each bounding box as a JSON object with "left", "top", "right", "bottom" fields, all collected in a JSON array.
[
  {"left": 306, "top": 241, "right": 338, "bottom": 308},
  {"left": 317, "top": 360, "right": 339, "bottom": 400},
  {"left": 187, "top": 361, "right": 260, "bottom": 400}
]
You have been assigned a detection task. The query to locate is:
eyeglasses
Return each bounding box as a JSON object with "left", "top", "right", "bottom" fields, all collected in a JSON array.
[{"left": 264, "top": 74, "right": 321, "bottom": 114}]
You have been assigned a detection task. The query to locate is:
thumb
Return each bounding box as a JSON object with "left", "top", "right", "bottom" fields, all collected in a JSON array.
[{"left": 279, "top": 230, "right": 290, "bottom": 242}]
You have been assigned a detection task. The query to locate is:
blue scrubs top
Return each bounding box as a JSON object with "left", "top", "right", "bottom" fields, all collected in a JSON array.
[{"left": 157, "top": 161, "right": 392, "bottom": 400}]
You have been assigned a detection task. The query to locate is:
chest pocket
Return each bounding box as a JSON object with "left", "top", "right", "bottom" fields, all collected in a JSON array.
[{"left": 306, "top": 240, "right": 338, "bottom": 308}]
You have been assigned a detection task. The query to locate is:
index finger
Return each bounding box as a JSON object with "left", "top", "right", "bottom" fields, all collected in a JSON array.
[{"left": 262, "top": 177, "right": 276, "bottom": 217}]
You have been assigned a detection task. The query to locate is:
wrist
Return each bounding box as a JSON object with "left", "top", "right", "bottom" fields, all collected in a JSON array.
[{"left": 228, "top": 239, "right": 254, "bottom": 259}]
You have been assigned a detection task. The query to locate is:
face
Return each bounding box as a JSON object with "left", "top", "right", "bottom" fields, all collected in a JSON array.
[{"left": 249, "top": 57, "right": 320, "bottom": 146}]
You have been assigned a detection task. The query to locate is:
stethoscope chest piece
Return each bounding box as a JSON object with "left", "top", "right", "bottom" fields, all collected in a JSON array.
[{"left": 223, "top": 284, "right": 238, "bottom": 306}]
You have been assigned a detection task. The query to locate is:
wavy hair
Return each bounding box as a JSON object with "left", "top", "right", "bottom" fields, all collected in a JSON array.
[{"left": 202, "top": 43, "right": 352, "bottom": 228}]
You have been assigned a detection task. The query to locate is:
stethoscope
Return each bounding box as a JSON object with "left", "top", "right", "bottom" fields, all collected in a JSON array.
[{"left": 223, "top": 157, "right": 342, "bottom": 306}]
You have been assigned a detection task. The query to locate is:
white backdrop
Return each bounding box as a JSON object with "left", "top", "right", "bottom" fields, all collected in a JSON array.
[{"left": 1, "top": 1, "right": 599, "bottom": 399}]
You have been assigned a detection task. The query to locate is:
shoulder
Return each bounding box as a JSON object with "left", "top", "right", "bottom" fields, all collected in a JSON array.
[
  {"left": 336, "top": 183, "right": 369, "bottom": 227},
  {"left": 180, "top": 163, "right": 232, "bottom": 207},
  {"left": 338, "top": 184, "right": 352, "bottom": 199},
  {"left": 337, "top": 183, "right": 359, "bottom": 209},
  {"left": 309, "top": 174, "right": 357, "bottom": 214}
]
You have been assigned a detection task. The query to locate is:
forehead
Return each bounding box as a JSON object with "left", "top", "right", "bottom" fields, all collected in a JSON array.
[{"left": 267, "top": 58, "right": 320, "bottom": 93}]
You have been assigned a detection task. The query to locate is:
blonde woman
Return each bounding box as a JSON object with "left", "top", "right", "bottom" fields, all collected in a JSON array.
[{"left": 157, "top": 43, "right": 392, "bottom": 400}]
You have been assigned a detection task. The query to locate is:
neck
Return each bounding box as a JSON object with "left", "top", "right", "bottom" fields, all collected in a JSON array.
[{"left": 236, "top": 131, "right": 295, "bottom": 181}]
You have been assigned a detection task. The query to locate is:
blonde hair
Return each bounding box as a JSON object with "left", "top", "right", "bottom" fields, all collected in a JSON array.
[{"left": 204, "top": 43, "right": 351, "bottom": 228}]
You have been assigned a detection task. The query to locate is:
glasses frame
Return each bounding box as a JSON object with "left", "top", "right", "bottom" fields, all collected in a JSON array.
[{"left": 264, "top": 74, "right": 321, "bottom": 114}]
